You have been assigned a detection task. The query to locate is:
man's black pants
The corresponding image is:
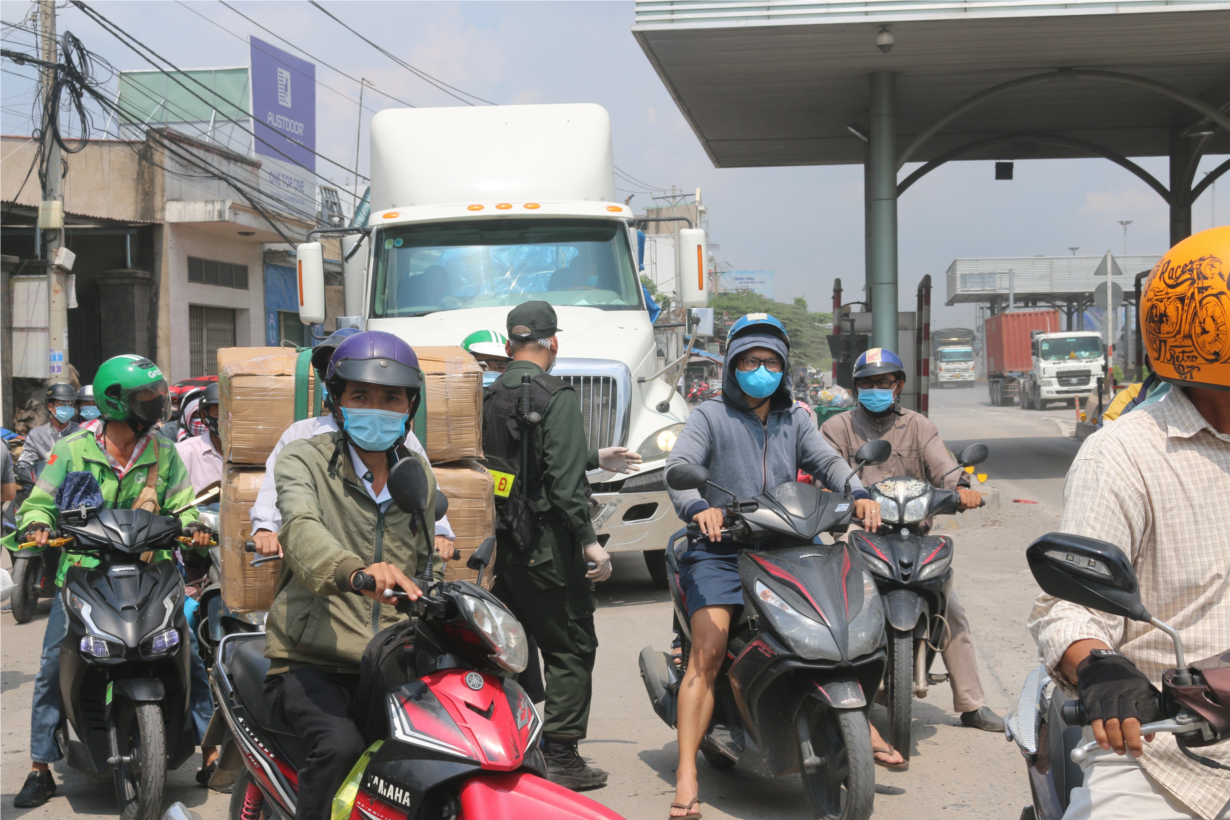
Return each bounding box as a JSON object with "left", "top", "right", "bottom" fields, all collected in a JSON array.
[{"left": 265, "top": 667, "right": 364, "bottom": 820}]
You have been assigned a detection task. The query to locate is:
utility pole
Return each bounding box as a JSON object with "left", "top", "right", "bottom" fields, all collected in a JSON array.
[
  {"left": 351, "top": 78, "right": 369, "bottom": 216},
  {"left": 1068, "top": 246, "right": 1080, "bottom": 256},
  {"left": 39, "top": 0, "right": 69, "bottom": 380}
]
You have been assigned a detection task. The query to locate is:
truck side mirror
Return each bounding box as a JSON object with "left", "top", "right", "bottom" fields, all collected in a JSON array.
[
  {"left": 678, "top": 228, "right": 708, "bottom": 308},
  {"left": 296, "top": 242, "right": 326, "bottom": 325}
]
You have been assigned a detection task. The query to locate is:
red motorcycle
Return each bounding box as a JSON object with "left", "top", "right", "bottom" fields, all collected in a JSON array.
[{"left": 209, "top": 459, "right": 623, "bottom": 820}]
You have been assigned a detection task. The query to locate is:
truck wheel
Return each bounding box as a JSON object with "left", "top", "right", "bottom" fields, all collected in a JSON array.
[
  {"left": 644, "top": 549, "right": 669, "bottom": 590},
  {"left": 9, "top": 556, "right": 41, "bottom": 624},
  {"left": 112, "top": 701, "right": 166, "bottom": 820}
]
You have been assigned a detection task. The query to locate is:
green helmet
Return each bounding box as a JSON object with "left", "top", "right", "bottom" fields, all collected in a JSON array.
[
  {"left": 93, "top": 355, "right": 170, "bottom": 433},
  {"left": 462, "top": 329, "right": 510, "bottom": 360}
]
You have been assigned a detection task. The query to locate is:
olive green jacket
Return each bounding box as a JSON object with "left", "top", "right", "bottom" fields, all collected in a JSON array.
[
  {"left": 2, "top": 427, "right": 200, "bottom": 586},
  {"left": 264, "top": 431, "right": 441, "bottom": 676}
]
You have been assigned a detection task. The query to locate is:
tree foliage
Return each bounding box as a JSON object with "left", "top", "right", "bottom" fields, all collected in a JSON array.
[{"left": 711, "top": 292, "right": 834, "bottom": 372}]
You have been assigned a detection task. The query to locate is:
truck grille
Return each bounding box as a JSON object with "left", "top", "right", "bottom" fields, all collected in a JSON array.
[
  {"left": 562, "top": 375, "right": 620, "bottom": 449},
  {"left": 1057, "top": 370, "right": 1091, "bottom": 387}
]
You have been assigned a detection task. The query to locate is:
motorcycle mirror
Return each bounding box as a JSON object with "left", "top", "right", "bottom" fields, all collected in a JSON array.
[
  {"left": 855, "top": 439, "right": 892, "bottom": 467},
  {"left": 666, "top": 463, "right": 709, "bottom": 491},
  {"left": 435, "top": 492, "right": 449, "bottom": 522},
  {"left": 957, "top": 443, "right": 989, "bottom": 468},
  {"left": 1026, "top": 533, "right": 1150, "bottom": 622},
  {"left": 387, "top": 459, "right": 430, "bottom": 516},
  {"left": 467, "top": 537, "right": 496, "bottom": 572}
]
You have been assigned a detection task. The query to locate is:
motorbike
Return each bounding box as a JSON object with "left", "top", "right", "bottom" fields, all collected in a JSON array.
[
  {"left": 56, "top": 502, "right": 205, "bottom": 820},
  {"left": 1005, "top": 532, "right": 1230, "bottom": 820},
  {"left": 212, "top": 457, "right": 625, "bottom": 820},
  {"left": 7, "top": 463, "right": 63, "bottom": 624},
  {"left": 847, "top": 442, "right": 989, "bottom": 766},
  {"left": 640, "top": 440, "right": 893, "bottom": 820}
]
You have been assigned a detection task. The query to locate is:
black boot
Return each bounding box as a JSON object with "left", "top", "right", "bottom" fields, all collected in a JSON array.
[
  {"left": 542, "top": 738, "right": 608, "bottom": 791},
  {"left": 13, "top": 769, "right": 56, "bottom": 808}
]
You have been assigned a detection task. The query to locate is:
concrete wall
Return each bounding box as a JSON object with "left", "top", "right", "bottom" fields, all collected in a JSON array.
[
  {"left": 166, "top": 225, "right": 265, "bottom": 382},
  {"left": 0, "top": 137, "right": 146, "bottom": 220}
]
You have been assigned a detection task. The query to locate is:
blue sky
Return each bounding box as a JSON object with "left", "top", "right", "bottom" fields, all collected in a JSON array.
[{"left": 2, "top": 1, "right": 1225, "bottom": 328}]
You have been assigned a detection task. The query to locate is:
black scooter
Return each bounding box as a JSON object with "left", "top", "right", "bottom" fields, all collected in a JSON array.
[
  {"left": 847, "top": 442, "right": 988, "bottom": 766},
  {"left": 57, "top": 504, "right": 200, "bottom": 820},
  {"left": 640, "top": 441, "right": 892, "bottom": 820}
]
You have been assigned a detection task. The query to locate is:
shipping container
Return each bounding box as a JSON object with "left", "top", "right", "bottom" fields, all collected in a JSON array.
[{"left": 984, "top": 310, "right": 1061, "bottom": 406}]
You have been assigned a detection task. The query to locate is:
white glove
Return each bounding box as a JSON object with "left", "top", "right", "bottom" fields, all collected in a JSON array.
[
  {"left": 583, "top": 543, "right": 612, "bottom": 582},
  {"left": 598, "top": 446, "right": 642, "bottom": 474}
]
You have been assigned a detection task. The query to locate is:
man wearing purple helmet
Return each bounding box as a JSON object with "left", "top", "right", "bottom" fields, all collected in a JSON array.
[{"left": 262, "top": 330, "right": 440, "bottom": 820}]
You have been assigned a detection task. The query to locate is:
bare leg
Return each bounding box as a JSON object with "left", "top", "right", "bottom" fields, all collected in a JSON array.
[{"left": 672, "top": 606, "right": 733, "bottom": 818}]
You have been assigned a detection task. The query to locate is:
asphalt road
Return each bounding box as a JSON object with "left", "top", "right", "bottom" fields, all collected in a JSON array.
[{"left": 0, "top": 384, "right": 1084, "bottom": 820}]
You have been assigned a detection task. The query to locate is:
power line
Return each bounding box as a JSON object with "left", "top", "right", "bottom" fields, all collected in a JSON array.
[{"left": 308, "top": 0, "right": 494, "bottom": 106}]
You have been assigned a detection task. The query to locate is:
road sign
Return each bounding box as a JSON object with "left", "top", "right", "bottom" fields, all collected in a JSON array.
[{"left": 1093, "top": 281, "right": 1124, "bottom": 310}]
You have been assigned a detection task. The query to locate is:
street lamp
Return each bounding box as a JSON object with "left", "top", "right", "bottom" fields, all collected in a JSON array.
[
  {"left": 1117, "top": 220, "right": 1133, "bottom": 255},
  {"left": 1068, "top": 246, "right": 1080, "bottom": 256}
]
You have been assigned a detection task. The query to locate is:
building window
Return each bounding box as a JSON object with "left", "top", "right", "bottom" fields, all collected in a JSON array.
[
  {"left": 278, "top": 311, "right": 305, "bottom": 347},
  {"left": 189, "top": 305, "right": 237, "bottom": 377},
  {"left": 188, "top": 256, "right": 249, "bottom": 290}
]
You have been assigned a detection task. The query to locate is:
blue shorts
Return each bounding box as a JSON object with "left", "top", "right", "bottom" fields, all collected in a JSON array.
[{"left": 678, "top": 544, "right": 746, "bottom": 620}]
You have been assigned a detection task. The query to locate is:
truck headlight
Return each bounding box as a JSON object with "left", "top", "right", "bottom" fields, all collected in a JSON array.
[{"left": 640, "top": 423, "right": 685, "bottom": 461}]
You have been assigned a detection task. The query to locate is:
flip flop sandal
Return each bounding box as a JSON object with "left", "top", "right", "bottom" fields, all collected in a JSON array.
[
  {"left": 669, "top": 798, "right": 702, "bottom": 820},
  {"left": 872, "top": 742, "right": 909, "bottom": 772}
]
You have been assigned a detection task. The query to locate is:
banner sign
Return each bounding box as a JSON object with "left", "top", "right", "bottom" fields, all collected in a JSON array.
[{"left": 250, "top": 37, "right": 317, "bottom": 219}]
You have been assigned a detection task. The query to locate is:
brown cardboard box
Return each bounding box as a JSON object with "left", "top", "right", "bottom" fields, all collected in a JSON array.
[
  {"left": 415, "top": 347, "right": 483, "bottom": 464},
  {"left": 219, "top": 464, "right": 280, "bottom": 612},
  {"left": 434, "top": 460, "right": 496, "bottom": 589},
  {"left": 218, "top": 348, "right": 318, "bottom": 465}
]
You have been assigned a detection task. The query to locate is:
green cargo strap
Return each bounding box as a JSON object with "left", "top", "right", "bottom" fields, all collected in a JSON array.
[
  {"left": 412, "top": 394, "right": 427, "bottom": 450},
  {"left": 294, "top": 348, "right": 315, "bottom": 422}
]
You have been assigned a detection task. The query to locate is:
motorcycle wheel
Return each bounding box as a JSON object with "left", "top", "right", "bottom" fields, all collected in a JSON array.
[
  {"left": 112, "top": 701, "right": 166, "bottom": 820},
  {"left": 9, "top": 556, "right": 40, "bottom": 624},
  {"left": 229, "top": 770, "right": 269, "bottom": 820},
  {"left": 886, "top": 629, "right": 913, "bottom": 764},
  {"left": 800, "top": 703, "right": 874, "bottom": 820}
]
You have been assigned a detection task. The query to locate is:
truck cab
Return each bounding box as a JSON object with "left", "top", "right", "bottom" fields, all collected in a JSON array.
[
  {"left": 294, "top": 104, "right": 706, "bottom": 588},
  {"left": 934, "top": 345, "right": 975, "bottom": 387},
  {"left": 1020, "top": 331, "right": 1106, "bottom": 410}
]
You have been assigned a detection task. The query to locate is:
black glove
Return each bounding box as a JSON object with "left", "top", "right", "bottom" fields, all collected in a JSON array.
[
  {"left": 1077, "top": 649, "right": 1163, "bottom": 725},
  {"left": 22, "top": 523, "right": 49, "bottom": 541},
  {"left": 182, "top": 521, "right": 215, "bottom": 538}
]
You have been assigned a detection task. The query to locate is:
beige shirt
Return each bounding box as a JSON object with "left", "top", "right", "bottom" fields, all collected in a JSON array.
[
  {"left": 821, "top": 405, "right": 968, "bottom": 490},
  {"left": 1028, "top": 386, "right": 1230, "bottom": 820}
]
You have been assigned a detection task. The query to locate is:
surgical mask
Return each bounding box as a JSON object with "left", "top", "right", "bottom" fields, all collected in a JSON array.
[
  {"left": 735, "top": 366, "right": 782, "bottom": 399},
  {"left": 342, "top": 407, "right": 408, "bottom": 452},
  {"left": 80, "top": 406, "right": 101, "bottom": 421},
  {"left": 482, "top": 370, "right": 500, "bottom": 387},
  {"left": 587, "top": 275, "right": 600, "bottom": 287},
  {"left": 858, "top": 388, "right": 896, "bottom": 414},
  {"left": 54, "top": 405, "right": 76, "bottom": 424}
]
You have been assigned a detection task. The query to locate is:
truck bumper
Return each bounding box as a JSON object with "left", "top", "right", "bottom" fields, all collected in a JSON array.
[
  {"left": 938, "top": 373, "right": 976, "bottom": 383},
  {"left": 589, "top": 483, "right": 681, "bottom": 554},
  {"left": 1040, "top": 385, "right": 1094, "bottom": 398}
]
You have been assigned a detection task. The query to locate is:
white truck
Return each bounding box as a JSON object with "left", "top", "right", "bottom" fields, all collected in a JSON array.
[
  {"left": 930, "top": 327, "right": 976, "bottom": 388},
  {"left": 294, "top": 104, "right": 708, "bottom": 588},
  {"left": 1017, "top": 331, "right": 1108, "bottom": 411}
]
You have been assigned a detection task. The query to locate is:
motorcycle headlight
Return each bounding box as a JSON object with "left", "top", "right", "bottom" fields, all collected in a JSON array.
[
  {"left": 68, "top": 590, "right": 126, "bottom": 651},
  {"left": 918, "top": 547, "right": 953, "bottom": 580},
  {"left": 847, "top": 572, "right": 885, "bottom": 658},
  {"left": 874, "top": 495, "right": 900, "bottom": 524},
  {"left": 80, "top": 635, "right": 125, "bottom": 659},
  {"left": 903, "top": 496, "right": 930, "bottom": 524},
  {"left": 639, "top": 424, "right": 685, "bottom": 461},
  {"left": 861, "top": 551, "right": 892, "bottom": 577},
  {"left": 754, "top": 581, "right": 840, "bottom": 660},
  {"left": 139, "top": 627, "right": 181, "bottom": 657},
  {"left": 457, "top": 593, "right": 529, "bottom": 674}
]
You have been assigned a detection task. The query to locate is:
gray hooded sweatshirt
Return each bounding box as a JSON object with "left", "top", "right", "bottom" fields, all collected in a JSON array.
[{"left": 666, "top": 331, "right": 867, "bottom": 527}]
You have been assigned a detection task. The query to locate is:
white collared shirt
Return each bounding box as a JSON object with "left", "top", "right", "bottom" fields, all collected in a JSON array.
[{"left": 349, "top": 443, "right": 392, "bottom": 507}]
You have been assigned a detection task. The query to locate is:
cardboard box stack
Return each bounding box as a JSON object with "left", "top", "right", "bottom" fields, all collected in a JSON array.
[{"left": 214, "top": 344, "right": 496, "bottom": 612}]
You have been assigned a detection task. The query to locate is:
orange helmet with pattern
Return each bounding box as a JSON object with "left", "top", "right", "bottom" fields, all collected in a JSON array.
[{"left": 1141, "top": 226, "right": 1230, "bottom": 390}]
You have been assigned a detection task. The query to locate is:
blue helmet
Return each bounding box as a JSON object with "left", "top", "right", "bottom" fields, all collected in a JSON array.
[
  {"left": 727, "top": 313, "right": 790, "bottom": 349},
  {"left": 310, "top": 326, "right": 363, "bottom": 377},
  {"left": 853, "top": 348, "right": 906, "bottom": 382}
]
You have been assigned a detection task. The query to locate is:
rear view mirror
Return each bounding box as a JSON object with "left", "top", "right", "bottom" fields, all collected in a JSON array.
[
  {"left": 957, "top": 443, "right": 989, "bottom": 467},
  {"left": 296, "top": 242, "right": 326, "bottom": 324},
  {"left": 435, "top": 492, "right": 449, "bottom": 523},
  {"left": 666, "top": 463, "right": 709, "bottom": 491},
  {"left": 387, "top": 459, "right": 430, "bottom": 516},
  {"left": 1026, "top": 533, "right": 1149, "bottom": 622},
  {"left": 467, "top": 537, "right": 496, "bottom": 572},
  {"left": 855, "top": 439, "right": 892, "bottom": 467}
]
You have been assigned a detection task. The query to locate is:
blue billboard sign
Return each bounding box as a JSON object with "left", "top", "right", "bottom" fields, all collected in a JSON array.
[{"left": 250, "top": 37, "right": 316, "bottom": 218}]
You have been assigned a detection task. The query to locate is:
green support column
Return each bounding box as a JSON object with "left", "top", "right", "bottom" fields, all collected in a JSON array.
[{"left": 868, "top": 71, "right": 898, "bottom": 350}]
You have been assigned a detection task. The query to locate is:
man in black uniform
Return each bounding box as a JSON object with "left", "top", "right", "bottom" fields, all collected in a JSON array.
[{"left": 483, "top": 301, "right": 612, "bottom": 790}]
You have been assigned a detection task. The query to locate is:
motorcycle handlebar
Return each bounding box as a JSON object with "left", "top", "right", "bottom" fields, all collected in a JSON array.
[
  {"left": 1062, "top": 701, "right": 1088, "bottom": 726},
  {"left": 351, "top": 571, "right": 376, "bottom": 593}
]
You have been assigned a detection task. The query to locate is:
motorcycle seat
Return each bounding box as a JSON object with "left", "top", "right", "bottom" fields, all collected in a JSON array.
[{"left": 229, "top": 638, "right": 309, "bottom": 767}]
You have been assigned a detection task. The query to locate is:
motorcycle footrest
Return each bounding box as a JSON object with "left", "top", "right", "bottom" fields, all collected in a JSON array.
[{"left": 927, "top": 673, "right": 949, "bottom": 685}]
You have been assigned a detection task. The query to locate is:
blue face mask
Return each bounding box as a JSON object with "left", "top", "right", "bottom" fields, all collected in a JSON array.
[
  {"left": 858, "top": 388, "right": 896, "bottom": 414},
  {"left": 54, "top": 405, "right": 76, "bottom": 423},
  {"left": 735, "top": 366, "right": 783, "bottom": 400},
  {"left": 80, "top": 406, "right": 101, "bottom": 421},
  {"left": 341, "top": 408, "right": 408, "bottom": 452},
  {"left": 482, "top": 370, "right": 500, "bottom": 387}
]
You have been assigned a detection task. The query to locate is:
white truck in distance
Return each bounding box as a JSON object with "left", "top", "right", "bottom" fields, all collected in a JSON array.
[
  {"left": 930, "top": 328, "right": 976, "bottom": 388},
  {"left": 295, "top": 104, "right": 708, "bottom": 588},
  {"left": 1019, "top": 331, "right": 1107, "bottom": 411}
]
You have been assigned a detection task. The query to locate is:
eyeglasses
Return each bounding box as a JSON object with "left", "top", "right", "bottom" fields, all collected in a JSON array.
[
  {"left": 856, "top": 377, "right": 900, "bottom": 390},
  {"left": 736, "top": 356, "right": 783, "bottom": 373}
]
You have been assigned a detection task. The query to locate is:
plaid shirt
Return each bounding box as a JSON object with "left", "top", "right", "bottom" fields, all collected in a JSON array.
[
  {"left": 1028, "top": 386, "right": 1230, "bottom": 820},
  {"left": 94, "top": 425, "right": 153, "bottom": 479}
]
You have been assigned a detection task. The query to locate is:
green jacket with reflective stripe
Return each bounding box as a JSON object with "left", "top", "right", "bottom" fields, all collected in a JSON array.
[{"left": 2, "top": 426, "right": 200, "bottom": 585}]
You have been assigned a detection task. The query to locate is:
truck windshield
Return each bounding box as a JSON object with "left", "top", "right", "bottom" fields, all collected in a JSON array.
[
  {"left": 937, "top": 348, "right": 974, "bottom": 362},
  {"left": 1040, "top": 336, "right": 1104, "bottom": 361},
  {"left": 370, "top": 218, "right": 642, "bottom": 317}
]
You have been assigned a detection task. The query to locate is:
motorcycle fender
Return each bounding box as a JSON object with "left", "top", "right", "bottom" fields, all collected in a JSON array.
[
  {"left": 112, "top": 678, "right": 165, "bottom": 703},
  {"left": 9, "top": 548, "right": 41, "bottom": 559},
  {"left": 810, "top": 678, "right": 866, "bottom": 709},
  {"left": 883, "top": 589, "right": 927, "bottom": 633},
  {"left": 457, "top": 771, "right": 625, "bottom": 820}
]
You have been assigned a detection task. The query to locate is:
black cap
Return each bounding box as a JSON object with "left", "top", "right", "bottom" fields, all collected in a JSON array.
[{"left": 506, "top": 301, "right": 561, "bottom": 341}]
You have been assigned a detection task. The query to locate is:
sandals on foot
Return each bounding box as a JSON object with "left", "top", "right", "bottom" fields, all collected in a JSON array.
[
  {"left": 669, "top": 798, "right": 702, "bottom": 820},
  {"left": 872, "top": 742, "right": 909, "bottom": 772}
]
